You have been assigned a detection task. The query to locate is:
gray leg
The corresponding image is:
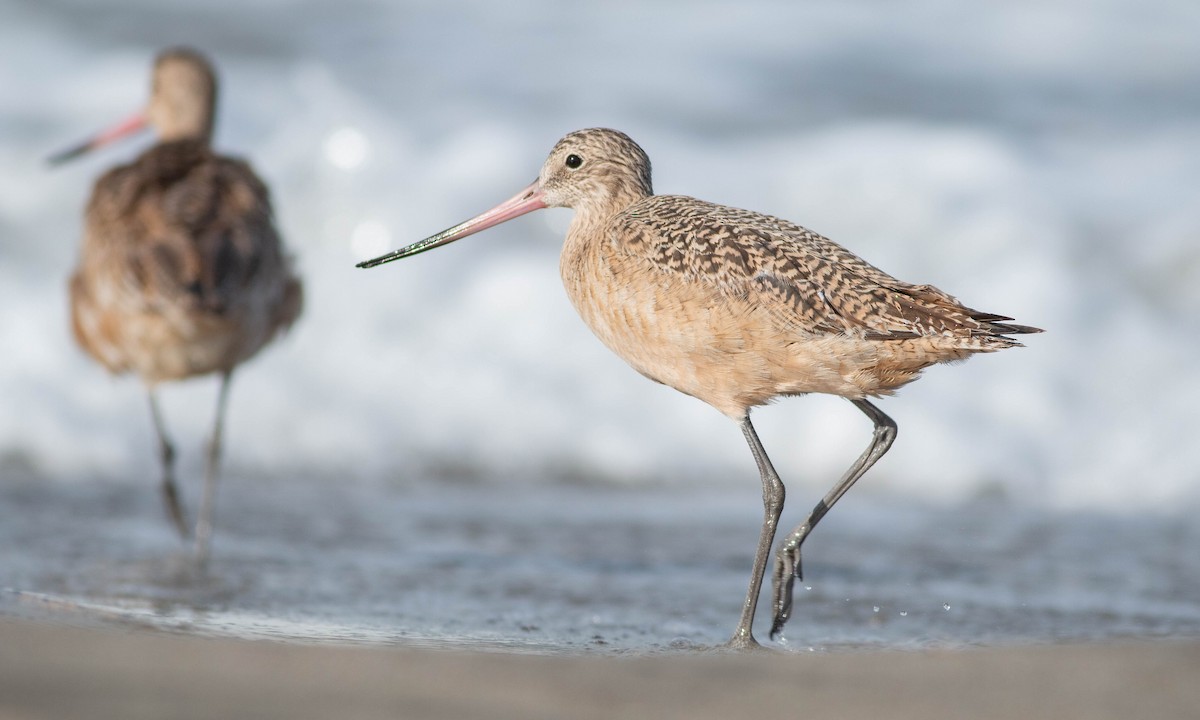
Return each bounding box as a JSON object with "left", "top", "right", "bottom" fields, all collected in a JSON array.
[
  {"left": 769, "top": 398, "right": 896, "bottom": 639},
  {"left": 727, "top": 415, "right": 786, "bottom": 649},
  {"left": 148, "top": 387, "right": 189, "bottom": 539},
  {"left": 193, "top": 371, "right": 233, "bottom": 566}
]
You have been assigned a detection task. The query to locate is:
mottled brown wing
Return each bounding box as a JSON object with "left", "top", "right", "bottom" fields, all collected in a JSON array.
[
  {"left": 614, "top": 194, "right": 921, "bottom": 340},
  {"left": 90, "top": 140, "right": 284, "bottom": 317},
  {"left": 614, "top": 195, "right": 1023, "bottom": 341}
]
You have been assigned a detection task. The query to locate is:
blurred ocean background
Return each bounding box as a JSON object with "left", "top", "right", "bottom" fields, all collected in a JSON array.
[{"left": 1, "top": 0, "right": 1198, "bottom": 650}]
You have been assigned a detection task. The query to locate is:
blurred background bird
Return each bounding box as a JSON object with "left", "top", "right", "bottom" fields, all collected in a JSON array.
[{"left": 49, "top": 47, "right": 303, "bottom": 565}]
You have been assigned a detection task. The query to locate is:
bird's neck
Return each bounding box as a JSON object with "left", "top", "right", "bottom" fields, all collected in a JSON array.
[
  {"left": 571, "top": 180, "right": 650, "bottom": 227},
  {"left": 151, "top": 101, "right": 215, "bottom": 145},
  {"left": 157, "top": 122, "right": 213, "bottom": 145},
  {"left": 561, "top": 191, "right": 649, "bottom": 286}
]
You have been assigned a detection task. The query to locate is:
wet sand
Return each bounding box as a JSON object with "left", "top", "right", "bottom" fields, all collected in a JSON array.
[{"left": 1, "top": 619, "right": 1197, "bottom": 720}]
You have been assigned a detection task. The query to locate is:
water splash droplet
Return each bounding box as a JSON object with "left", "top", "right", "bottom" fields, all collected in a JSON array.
[{"left": 873, "top": 606, "right": 880, "bottom": 613}]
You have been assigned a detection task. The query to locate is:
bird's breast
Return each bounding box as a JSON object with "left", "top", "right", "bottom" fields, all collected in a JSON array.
[{"left": 558, "top": 227, "right": 814, "bottom": 418}]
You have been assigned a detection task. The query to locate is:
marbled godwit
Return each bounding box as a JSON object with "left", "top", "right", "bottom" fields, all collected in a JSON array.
[
  {"left": 358, "top": 128, "right": 1039, "bottom": 647},
  {"left": 50, "top": 48, "right": 303, "bottom": 565}
]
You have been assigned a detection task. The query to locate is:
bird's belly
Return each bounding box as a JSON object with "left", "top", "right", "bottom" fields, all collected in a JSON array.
[
  {"left": 70, "top": 271, "right": 278, "bottom": 383},
  {"left": 562, "top": 258, "right": 879, "bottom": 419}
]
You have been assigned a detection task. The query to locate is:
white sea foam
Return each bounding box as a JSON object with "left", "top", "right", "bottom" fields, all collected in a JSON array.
[{"left": 1, "top": 0, "right": 1196, "bottom": 511}]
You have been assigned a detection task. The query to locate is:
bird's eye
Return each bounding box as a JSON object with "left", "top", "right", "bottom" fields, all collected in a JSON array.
[{"left": 565, "top": 154, "right": 583, "bottom": 169}]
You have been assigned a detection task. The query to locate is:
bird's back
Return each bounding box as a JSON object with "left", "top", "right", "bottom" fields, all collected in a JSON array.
[
  {"left": 71, "top": 140, "right": 301, "bottom": 382},
  {"left": 561, "top": 194, "right": 1037, "bottom": 418}
]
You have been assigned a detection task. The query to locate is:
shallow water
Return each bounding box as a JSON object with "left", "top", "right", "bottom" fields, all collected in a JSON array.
[
  {"left": 5, "top": 470, "right": 1199, "bottom": 653},
  {"left": 2, "top": 0, "right": 1199, "bottom": 511}
]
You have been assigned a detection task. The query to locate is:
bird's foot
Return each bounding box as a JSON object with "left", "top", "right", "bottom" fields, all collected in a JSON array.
[
  {"left": 722, "top": 627, "right": 783, "bottom": 652},
  {"left": 769, "top": 543, "right": 803, "bottom": 640},
  {"left": 161, "top": 480, "right": 190, "bottom": 540}
]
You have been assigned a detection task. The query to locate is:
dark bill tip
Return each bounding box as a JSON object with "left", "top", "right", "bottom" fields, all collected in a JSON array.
[
  {"left": 356, "top": 234, "right": 449, "bottom": 268},
  {"left": 46, "top": 140, "right": 96, "bottom": 167}
]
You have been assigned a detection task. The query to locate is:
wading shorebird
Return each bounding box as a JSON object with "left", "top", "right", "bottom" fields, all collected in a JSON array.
[
  {"left": 50, "top": 48, "right": 303, "bottom": 565},
  {"left": 357, "top": 128, "right": 1038, "bottom": 647}
]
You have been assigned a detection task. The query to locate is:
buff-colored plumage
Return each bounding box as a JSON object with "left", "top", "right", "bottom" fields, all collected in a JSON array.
[
  {"left": 72, "top": 138, "right": 300, "bottom": 382},
  {"left": 62, "top": 48, "right": 302, "bottom": 564},
  {"left": 358, "top": 127, "right": 1039, "bottom": 648},
  {"left": 552, "top": 129, "right": 1034, "bottom": 418}
]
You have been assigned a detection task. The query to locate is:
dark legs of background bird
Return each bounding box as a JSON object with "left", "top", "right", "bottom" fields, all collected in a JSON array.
[
  {"left": 193, "top": 370, "right": 233, "bottom": 566},
  {"left": 768, "top": 398, "right": 896, "bottom": 639},
  {"left": 148, "top": 387, "right": 189, "bottom": 539},
  {"left": 728, "top": 415, "right": 786, "bottom": 649}
]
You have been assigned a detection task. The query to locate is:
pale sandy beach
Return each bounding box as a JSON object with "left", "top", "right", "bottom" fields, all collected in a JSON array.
[{"left": 2, "top": 619, "right": 1197, "bottom": 720}]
